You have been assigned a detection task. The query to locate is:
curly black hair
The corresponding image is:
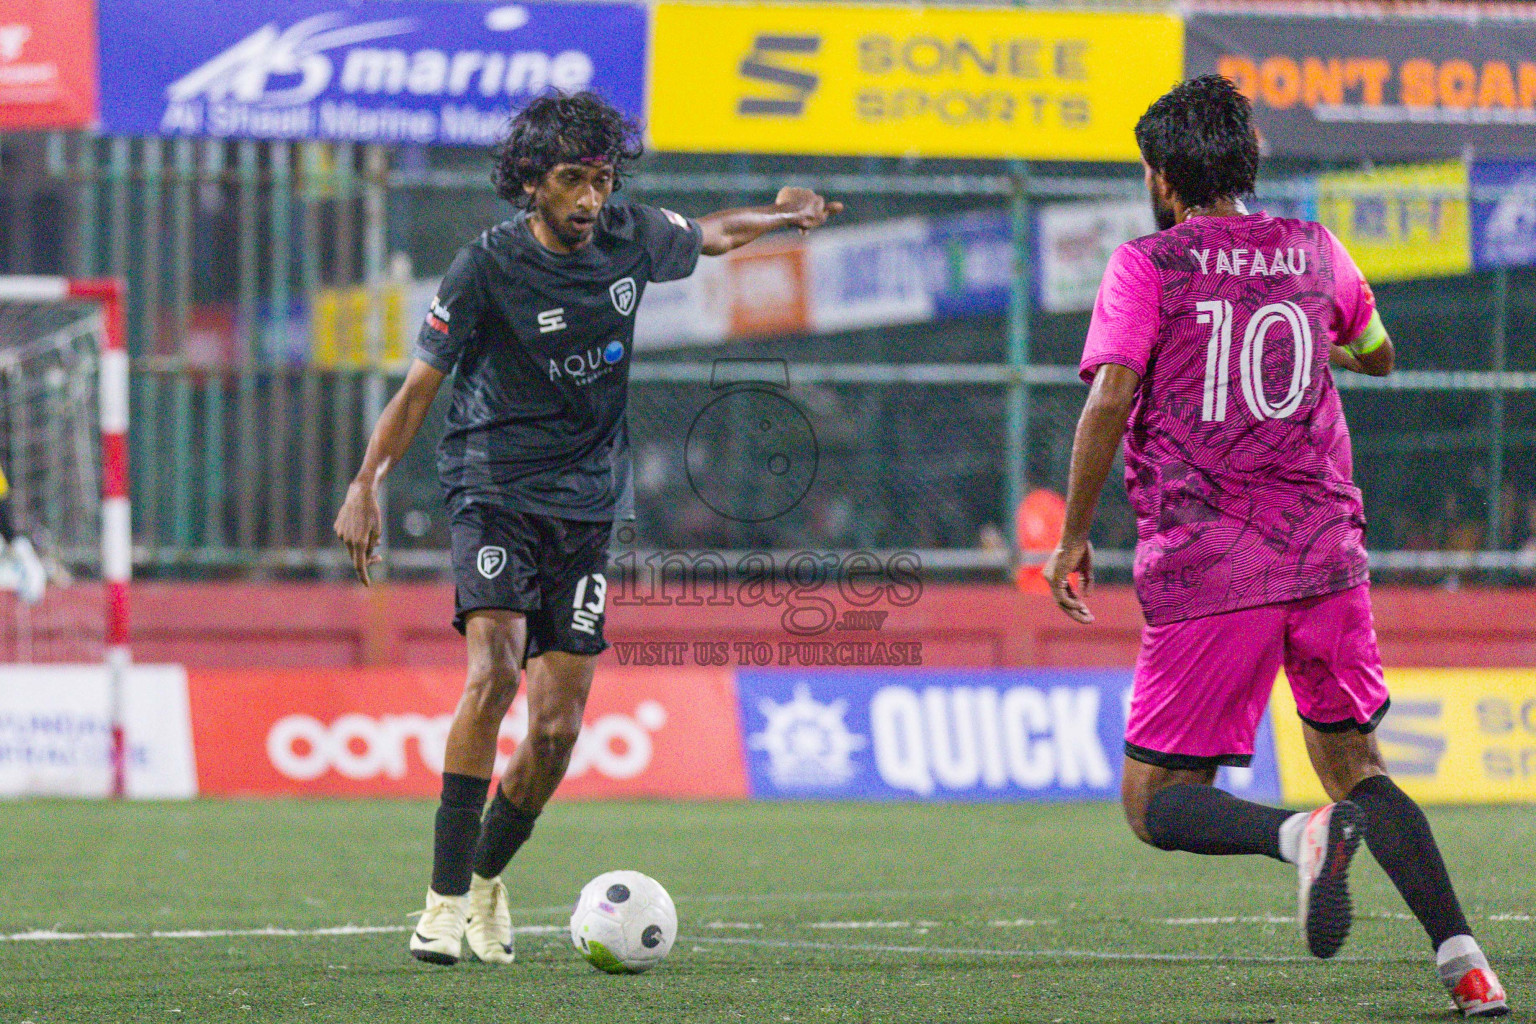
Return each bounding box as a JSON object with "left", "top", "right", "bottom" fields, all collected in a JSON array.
[
  {"left": 1134, "top": 75, "right": 1260, "bottom": 211},
  {"left": 491, "top": 91, "right": 644, "bottom": 208}
]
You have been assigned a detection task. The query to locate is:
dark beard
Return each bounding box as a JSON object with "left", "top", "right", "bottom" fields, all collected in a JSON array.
[{"left": 1150, "top": 193, "right": 1177, "bottom": 231}]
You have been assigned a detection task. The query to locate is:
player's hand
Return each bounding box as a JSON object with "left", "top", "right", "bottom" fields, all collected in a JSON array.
[
  {"left": 775, "top": 187, "right": 843, "bottom": 233},
  {"left": 1043, "top": 539, "right": 1095, "bottom": 624},
  {"left": 1329, "top": 343, "right": 1366, "bottom": 374},
  {"left": 334, "top": 480, "right": 383, "bottom": 586}
]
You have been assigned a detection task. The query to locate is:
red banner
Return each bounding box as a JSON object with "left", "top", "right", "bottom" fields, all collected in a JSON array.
[
  {"left": 0, "top": 0, "right": 97, "bottom": 130},
  {"left": 187, "top": 667, "right": 748, "bottom": 799}
]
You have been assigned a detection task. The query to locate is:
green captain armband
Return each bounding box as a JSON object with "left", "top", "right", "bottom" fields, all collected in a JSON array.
[{"left": 1346, "top": 309, "right": 1388, "bottom": 356}]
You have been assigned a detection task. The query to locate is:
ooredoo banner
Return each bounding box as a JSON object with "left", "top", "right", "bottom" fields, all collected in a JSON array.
[
  {"left": 186, "top": 667, "right": 748, "bottom": 798},
  {"left": 97, "top": 0, "right": 647, "bottom": 143},
  {"left": 735, "top": 668, "right": 1283, "bottom": 803},
  {"left": 1187, "top": 13, "right": 1536, "bottom": 159},
  {"left": 649, "top": 3, "right": 1182, "bottom": 161},
  {"left": 0, "top": 0, "right": 98, "bottom": 129}
]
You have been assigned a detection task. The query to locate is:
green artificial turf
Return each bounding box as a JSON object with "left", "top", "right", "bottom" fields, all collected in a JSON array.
[{"left": 1, "top": 800, "right": 1531, "bottom": 1023}]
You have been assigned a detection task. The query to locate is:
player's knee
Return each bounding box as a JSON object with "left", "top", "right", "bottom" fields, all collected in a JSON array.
[
  {"left": 1121, "top": 795, "right": 1159, "bottom": 848},
  {"left": 461, "top": 658, "right": 520, "bottom": 721},
  {"left": 526, "top": 715, "right": 581, "bottom": 764}
]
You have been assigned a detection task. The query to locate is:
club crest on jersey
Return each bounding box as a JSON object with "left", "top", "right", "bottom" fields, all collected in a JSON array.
[
  {"left": 609, "top": 277, "right": 637, "bottom": 316},
  {"left": 476, "top": 546, "right": 507, "bottom": 579}
]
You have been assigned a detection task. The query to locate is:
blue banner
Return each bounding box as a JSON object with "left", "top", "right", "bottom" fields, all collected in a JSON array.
[
  {"left": 98, "top": 1, "right": 647, "bottom": 144},
  {"left": 925, "top": 211, "right": 1013, "bottom": 320},
  {"left": 1471, "top": 161, "right": 1536, "bottom": 270},
  {"left": 735, "top": 668, "right": 1282, "bottom": 804}
]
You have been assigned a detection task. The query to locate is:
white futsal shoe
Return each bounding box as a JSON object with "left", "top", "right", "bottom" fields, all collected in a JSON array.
[
  {"left": 1295, "top": 799, "right": 1364, "bottom": 959},
  {"left": 465, "top": 874, "right": 515, "bottom": 964},
  {"left": 409, "top": 889, "right": 467, "bottom": 965}
]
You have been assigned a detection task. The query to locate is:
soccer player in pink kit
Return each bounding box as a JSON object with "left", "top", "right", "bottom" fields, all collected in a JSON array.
[{"left": 1043, "top": 76, "right": 1509, "bottom": 1017}]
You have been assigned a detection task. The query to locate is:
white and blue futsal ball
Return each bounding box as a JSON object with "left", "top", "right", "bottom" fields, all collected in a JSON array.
[{"left": 569, "top": 870, "right": 677, "bottom": 974}]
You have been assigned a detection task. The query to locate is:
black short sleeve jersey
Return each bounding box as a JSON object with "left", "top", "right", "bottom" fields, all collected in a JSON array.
[{"left": 415, "top": 202, "right": 704, "bottom": 521}]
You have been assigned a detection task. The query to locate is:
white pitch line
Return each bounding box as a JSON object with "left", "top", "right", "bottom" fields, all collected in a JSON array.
[
  {"left": 806, "top": 921, "right": 942, "bottom": 930},
  {"left": 1, "top": 924, "right": 565, "bottom": 944},
  {"left": 695, "top": 935, "right": 1421, "bottom": 964}
]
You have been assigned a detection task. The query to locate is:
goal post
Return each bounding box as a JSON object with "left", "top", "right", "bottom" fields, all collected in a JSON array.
[{"left": 0, "top": 276, "right": 131, "bottom": 798}]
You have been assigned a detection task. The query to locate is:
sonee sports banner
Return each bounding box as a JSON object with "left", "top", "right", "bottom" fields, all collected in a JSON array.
[
  {"left": 97, "top": 0, "right": 647, "bottom": 144},
  {"left": 649, "top": 3, "right": 1182, "bottom": 161}
]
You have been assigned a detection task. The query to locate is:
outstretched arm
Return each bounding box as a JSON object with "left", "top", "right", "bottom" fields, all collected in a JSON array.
[
  {"left": 1043, "top": 363, "right": 1141, "bottom": 624},
  {"left": 699, "top": 187, "right": 843, "bottom": 256},
  {"left": 334, "top": 357, "right": 446, "bottom": 585}
]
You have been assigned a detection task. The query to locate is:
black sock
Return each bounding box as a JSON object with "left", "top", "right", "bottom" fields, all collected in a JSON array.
[
  {"left": 431, "top": 772, "right": 489, "bottom": 897},
  {"left": 472, "top": 789, "right": 539, "bottom": 880},
  {"left": 1348, "top": 774, "right": 1471, "bottom": 949},
  {"left": 1144, "top": 783, "right": 1293, "bottom": 860}
]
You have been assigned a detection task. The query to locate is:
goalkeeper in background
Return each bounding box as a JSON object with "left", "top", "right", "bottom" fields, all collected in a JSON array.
[{"left": 0, "top": 465, "right": 45, "bottom": 604}]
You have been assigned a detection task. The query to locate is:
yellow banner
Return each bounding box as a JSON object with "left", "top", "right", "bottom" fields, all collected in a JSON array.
[
  {"left": 1316, "top": 161, "right": 1471, "bottom": 283},
  {"left": 1273, "top": 669, "right": 1536, "bottom": 805},
  {"left": 309, "top": 285, "right": 410, "bottom": 369},
  {"left": 649, "top": 3, "right": 1183, "bottom": 161}
]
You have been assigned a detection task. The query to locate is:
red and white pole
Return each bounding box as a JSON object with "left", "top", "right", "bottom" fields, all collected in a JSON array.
[{"left": 69, "top": 279, "right": 131, "bottom": 799}]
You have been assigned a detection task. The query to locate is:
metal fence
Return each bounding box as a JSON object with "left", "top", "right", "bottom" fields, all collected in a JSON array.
[{"left": 2, "top": 132, "right": 1534, "bottom": 585}]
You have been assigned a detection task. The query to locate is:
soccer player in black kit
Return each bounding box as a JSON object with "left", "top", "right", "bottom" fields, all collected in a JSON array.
[{"left": 334, "top": 92, "right": 841, "bottom": 965}]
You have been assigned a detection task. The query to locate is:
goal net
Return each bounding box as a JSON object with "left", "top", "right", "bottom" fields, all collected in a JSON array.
[{"left": 0, "top": 277, "right": 131, "bottom": 796}]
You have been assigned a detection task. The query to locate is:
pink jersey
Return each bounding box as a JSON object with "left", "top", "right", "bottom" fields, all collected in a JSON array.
[{"left": 1081, "top": 213, "right": 1376, "bottom": 625}]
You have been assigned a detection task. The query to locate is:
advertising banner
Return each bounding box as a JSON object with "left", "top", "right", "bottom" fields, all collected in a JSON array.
[
  {"left": 97, "top": 0, "right": 646, "bottom": 143},
  {"left": 649, "top": 3, "right": 1182, "bottom": 160},
  {"left": 1034, "top": 199, "right": 1155, "bottom": 314},
  {"left": 806, "top": 217, "right": 932, "bottom": 334},
  {"left": 1471, "top": 161, "right": 1536, "bottom": 270},
  {"left": 1316, "top": 161, "right": 1471, "bottom": 283},
  {"left": 1187, "top": 13, "right": 1536, "bottom": 160},
  {"left": 0, "top": 0, "right": 98, "bottom": 129},
  {"left": 735, "top": 668, "right": 1281, "bottom": 803},
  {"left": 188, "top": 667, "right": 748, "bottom": 799},
  {"left": 0, "top": 665, "right": 197, "bottom": 799},
  {"left": 925, "top": 209, "right": 1013, "bottom": 319},
  {"left": 636, "top": 207, "right": 1015, "bottom": 350},
  {"left": 1272, "top": 669, "right": 1536, "bottom": 805}
]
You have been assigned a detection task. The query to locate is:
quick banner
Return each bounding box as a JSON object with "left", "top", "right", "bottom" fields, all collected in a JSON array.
[
  {"left": 649, "top": 3, "right": 1182, "bottom": 161},
  {"left": 735, "top": 668, "right": 1282, "bottom": 803},
  {"left": 1188, "top": 13, "right": 1536, "bottom": 159},
  {"left": 188, "top": 667, "right": 748, "bottom": 798},
  {"left": 98, "top": 0, "right": 647, "bottom": 143}
]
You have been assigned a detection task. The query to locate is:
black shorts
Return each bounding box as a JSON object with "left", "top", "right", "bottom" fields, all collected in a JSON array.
[{"left": 449, "top": 505, "right": 612, "bottom": 660}]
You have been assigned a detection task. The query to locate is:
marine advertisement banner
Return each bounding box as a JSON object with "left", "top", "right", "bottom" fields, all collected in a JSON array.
[
  {"left": 1187, "top": 13, "right": 1536, "bottom": 159},
  {"left": 735, "top": 668, "right": 1283, "bottom": 804},
  {"left": 97, "top": 0, "right": 647, "bottom": 143},
  {"left": 649, "top": 3, "right": 1182, "bottom": 160}
]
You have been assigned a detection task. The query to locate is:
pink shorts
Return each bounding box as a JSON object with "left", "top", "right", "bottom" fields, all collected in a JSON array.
[{"left": 1125, "top": 584, "right": 1390, "bottom": 769}]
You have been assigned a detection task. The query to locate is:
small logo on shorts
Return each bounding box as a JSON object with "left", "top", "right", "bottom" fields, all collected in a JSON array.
[{"left": 477, "top": 546, "right": 507, "bottom": 579}]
